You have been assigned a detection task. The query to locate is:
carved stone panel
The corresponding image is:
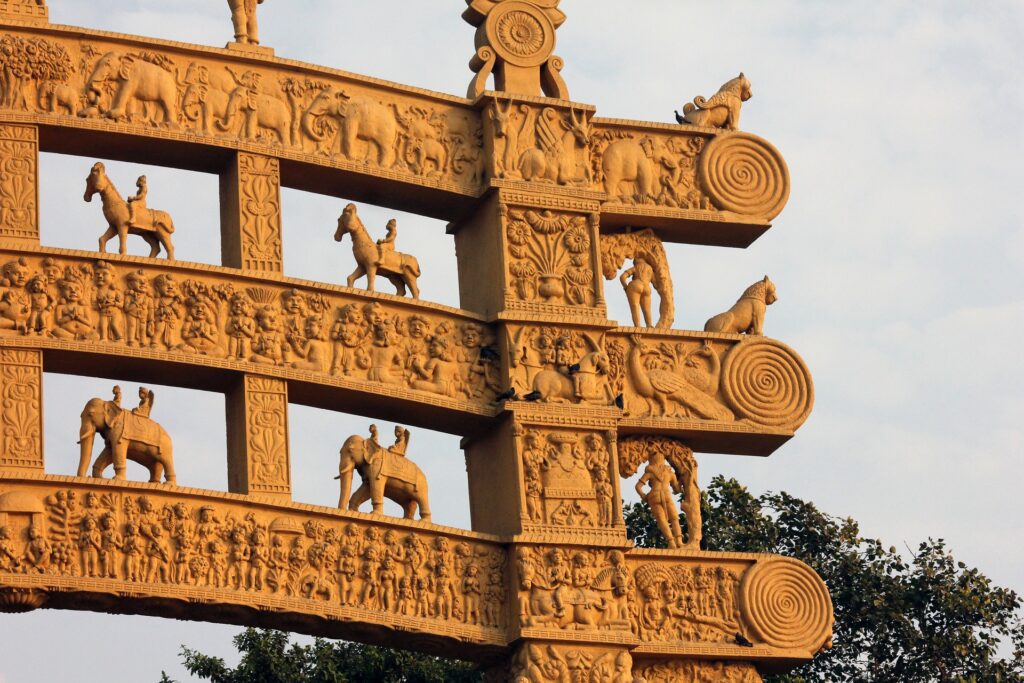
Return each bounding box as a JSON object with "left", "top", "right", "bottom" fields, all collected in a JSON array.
[
  {"left": 227, "top": 374, "right": 291, "bottom": 499},
  {"left": 0, "top": 124, "right": 38, "bottom": 244},
  {"left": 221, "top": 152, "right": 283, "bottom": 273},
  {"left": 633, "top": 660, "right": 763, "bottom": 683},
  {"left": 0, "top": 349, "right": 42, "bottom": 471}
]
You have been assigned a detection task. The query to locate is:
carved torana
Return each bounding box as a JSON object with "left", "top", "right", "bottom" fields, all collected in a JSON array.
[{"left": 0, "top": 3, "right": 829, "bottom": 680}]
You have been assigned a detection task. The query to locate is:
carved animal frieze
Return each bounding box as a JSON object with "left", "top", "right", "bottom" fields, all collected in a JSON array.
[
  {"left": 507, "top": 325, "right": 614, "bottom": 406},
  {"left": 0, "top": 252, "right": 499, "bottom": 405}
]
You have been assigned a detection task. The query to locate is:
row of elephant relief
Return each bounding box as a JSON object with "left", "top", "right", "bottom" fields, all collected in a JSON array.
[
  {"left": 0, "top": 34, "right": 742, "bottom": 206},
  {"left": 0, "top": 254, "right": 500, "bottom": 401},
  {"left": 0, "top": 488, "right": 506, "bottom": 629},
  {"left": 0, "top": 35, "right": 483, "bottom": 185}
]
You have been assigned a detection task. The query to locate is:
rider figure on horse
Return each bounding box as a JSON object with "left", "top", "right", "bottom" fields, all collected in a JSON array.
[
  {"left": 375, "top": 219, "right": 398, "bottom": 266},
  {"left": 127, "top": 175, "right": 148, "bottom": 229}
]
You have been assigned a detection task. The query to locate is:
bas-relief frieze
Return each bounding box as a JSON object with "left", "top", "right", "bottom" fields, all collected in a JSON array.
[{"left": 0, "top": 249, "right": 501, "bottom": 409}]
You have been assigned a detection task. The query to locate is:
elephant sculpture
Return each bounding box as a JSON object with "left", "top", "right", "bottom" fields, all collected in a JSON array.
[
  {"left": 83, "top": 51, "right": 178, "bottom": 126},
  {"left": 302, "top": 88, "right": 398, "bottom": 167},
  {"left": 336, "top": 426, "right": 430, "bottom": 521},
  {"left": 180, "top": 63, "right": 234, "bottom": 134},
  {"left": 217, "top": 85, "right": 292, "bottom": 145},
  {"left": 38, "top": 81, "right": 80, "bottom": 116},
  {"left": 77, "top": 387, "right": 176, "bottom": 484}
]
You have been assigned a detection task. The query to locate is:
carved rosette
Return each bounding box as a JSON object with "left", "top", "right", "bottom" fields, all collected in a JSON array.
[
  {"left": 465, "top": 0, "right": 569, "bottom": 99},
  {"left": 721, "top": 338, "right": 813, "bottom": 430},
  {"left": 740, "top": 557, "right": 834, "bottom": 652},
  {"left": 0, "top": 125, "right": 39, "bottom": 243},
  {"left": 699, "top": 132, "right": 790, "bottom": 220},
  {"left": 0, "top": 349, "right": 42, "bottom": 470},
  {"left": 237, "top": 154, "right": 283, "bottom": 273}
]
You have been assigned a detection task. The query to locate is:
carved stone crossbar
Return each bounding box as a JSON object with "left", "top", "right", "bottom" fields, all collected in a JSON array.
[
  {"left": 0, "top": 22, "right": 788, "bottom": 243},
  {"left": 0, "top": 477, "right": 832, "bottom": 665},
  {"left": 0, "top": 247, "right": 812, "bottom": 452}
]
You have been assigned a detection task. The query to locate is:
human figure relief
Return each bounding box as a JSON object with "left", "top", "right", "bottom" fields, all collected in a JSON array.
[
  {"left": 123, "top": 270, "right": 154, "bottom": 347},
  {"left": 52, "top": 278, "right": 94, "bottom": 340},
  {"left": 620, "top": 256, "right": 655, "bottom": 328},
  {"left": 636, "top": 449, "right": 684, "bottom": 549},
  {"left": 25, "top": 274, "right": 53, "bottom": 335},
  {"left": 329, "top": 303, "right": 369, "bottom": 377}
]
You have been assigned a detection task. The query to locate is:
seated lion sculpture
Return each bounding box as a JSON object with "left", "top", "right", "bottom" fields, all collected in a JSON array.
[
  {"left": 704, "top": 276, "right": 776, "bottom": 335},
  {"left": 676, "top": 73, "right": 752, "bottom": 130}
]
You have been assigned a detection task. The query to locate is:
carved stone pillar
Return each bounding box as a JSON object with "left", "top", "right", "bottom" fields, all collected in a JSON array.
[
  {"left": 0, "top": 124, "right": 39, "bottom": 245},
  {"left": 0, "top": 1, "right": 48, "bottom": 24},
  {"left": 219, "top": 152, "right": 283, "bottom": 273},
  {"left": 225, "top": 374, "right": 291, "bottom": 500},
  {"left": 0, "top": 349, "right": 43, "bottom": 472}
]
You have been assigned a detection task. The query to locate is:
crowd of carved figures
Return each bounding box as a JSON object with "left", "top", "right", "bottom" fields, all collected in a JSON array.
[
  {"left": 0, "top": 255, "right": 500, "bottom": 401},
  {"left": 516, "top": 427, "right": 617, "bottom": 529},
  {"left": 0, "top": 32, "right": 772, "bottom": 213},
  {"left": 514, "top": 544, "right": 744, "bottom": 646},
  {"left": 0, "top": 489, "right": 506, "bottom": 629}
]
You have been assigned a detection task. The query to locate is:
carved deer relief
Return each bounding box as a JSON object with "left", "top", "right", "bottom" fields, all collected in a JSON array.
[{"left": 518, "top": 107, "right": 592, "bottom": 186}]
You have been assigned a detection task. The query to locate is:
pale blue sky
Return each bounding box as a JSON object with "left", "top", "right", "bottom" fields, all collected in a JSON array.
[{"left": 1, "top": 1, "right": 1022, "bottom": 680}]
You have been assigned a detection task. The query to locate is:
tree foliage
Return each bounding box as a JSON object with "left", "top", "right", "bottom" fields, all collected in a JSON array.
[
  {"left": 625, "top": 476, "right": 1024, "bottom": 682},
  {"left": 175, "top": 629, "right": 481, "bottom": 683}
]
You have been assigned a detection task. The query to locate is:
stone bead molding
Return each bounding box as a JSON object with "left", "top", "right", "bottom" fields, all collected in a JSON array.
[
  {"left": 0, "top": 478, "right": 833, "bottom": 663},
  {"left": 0, "top": 22, "right": 790, "bottom": 241}
]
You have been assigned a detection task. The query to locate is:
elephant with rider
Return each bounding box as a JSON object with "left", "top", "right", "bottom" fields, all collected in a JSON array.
[
  {"left": 77, "top": 386, "right": 176, "bottom": 485},
  {"left": 336, "top": 425, "right": 430, "bottom": 521}
]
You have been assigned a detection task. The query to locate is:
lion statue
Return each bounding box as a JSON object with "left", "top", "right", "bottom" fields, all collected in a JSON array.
[
  {"left": 676, "top": 73, "right": 752, "bottom": 130},
  {"left": 704, "top": 275, "right": 776, "bottom": 335}
]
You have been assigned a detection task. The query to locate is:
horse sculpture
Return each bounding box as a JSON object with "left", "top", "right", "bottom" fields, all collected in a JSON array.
[
  {"left": 334, "top": 203, "right": 421, "bottom": 298},
  {"left": 84, "top": 162, "right": 176, "bottom": 259}
]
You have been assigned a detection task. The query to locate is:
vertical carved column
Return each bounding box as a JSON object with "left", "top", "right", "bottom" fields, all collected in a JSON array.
[
  {"left": 225, "top": 374, "right": 291, "bottom": 500},
  {"left": 0, "top": 1, "right": 48, "bottom": 23},
  {"left": 220, "top": 152, "right": 283, "bottom": 273},
  {"left": 0, "top": 349, "right": 43, "bottom": 472},
  {"left": 0, "top": 124, "right": 39, "bottom": 245}
]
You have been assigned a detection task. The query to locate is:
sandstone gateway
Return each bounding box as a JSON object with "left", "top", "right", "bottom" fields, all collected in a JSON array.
[{"left": 0, "top": 1, "right": 831, "bottom": 680}]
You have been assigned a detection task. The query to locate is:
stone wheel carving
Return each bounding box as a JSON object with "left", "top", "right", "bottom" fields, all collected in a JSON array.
[
  {"left": 721, "top": 338, "right": 813, "bottom": 429},
  {"left": 699, "top": 132, "right": 790, "bottom": 220},
  {"left": 485, "top": 1, "right": 556, "bottom": 67},
  {"left": 740, "top": 557, "right": 833, "bottom": 651}
]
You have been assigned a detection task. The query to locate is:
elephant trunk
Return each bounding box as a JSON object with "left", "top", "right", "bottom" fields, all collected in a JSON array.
[
  {"left": 215, "top": 94, "right": 238, "bottom": 132},
  {"left": 301, "top": 106, "right": 326, "bottom": 143}
]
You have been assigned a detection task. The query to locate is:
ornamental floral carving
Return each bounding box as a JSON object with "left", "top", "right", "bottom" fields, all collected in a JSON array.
[
  {"left": 504, "top": 207, "right": 598, "bottom": 308},
  {"left": 0, "top": 349, "right": 42, "bottom": 469},
  {"left": 237, "top": 154, "right": 283, "bottom": 272},
  {"left": 634, "top": 660, "right": 762, "bottom": 683},
  {"left": 244, "top": 376, "right": 289, "bottom": 493},
  {"left": 0, "top": 125, "right": 38, "bottom": 241}
]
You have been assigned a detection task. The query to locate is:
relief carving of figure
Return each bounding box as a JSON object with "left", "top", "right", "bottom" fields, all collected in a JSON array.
[
  {"left": 77, "top": 385, "right": 176, "bottom": 484},
  {"left": 336, "top": 425, "right": 431, "bottom": 521},
  {"left": 84, "top": 163, "right": 176, "bottom": 259},
  {"left": 334, "top": 204, "right": 421, "bottom": 298},
  {"left": 675, "top": 72, "right": 752, "bottom": 131},
  {"left": 600, "top": 229, "right": 674, "bottom": 329},
  {"left": 704, "top": 276, "right": 777, "bottom": 335}
]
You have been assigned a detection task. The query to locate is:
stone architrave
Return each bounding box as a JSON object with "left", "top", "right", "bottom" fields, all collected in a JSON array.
[
  {"left": 0, "top": 1, "right": 47, "bottom": 23},
  {"left": 0, "top": 349, "right": 42, "bottom": 472},
  {"left": 220, "top": 152, "right": 283, "bottom": 273},
  {"left": 0, "top": 125, "right": 39, "bottom": 245},
  {"left": 226, "top": 374, "right": 291, "bottom": 499}
]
